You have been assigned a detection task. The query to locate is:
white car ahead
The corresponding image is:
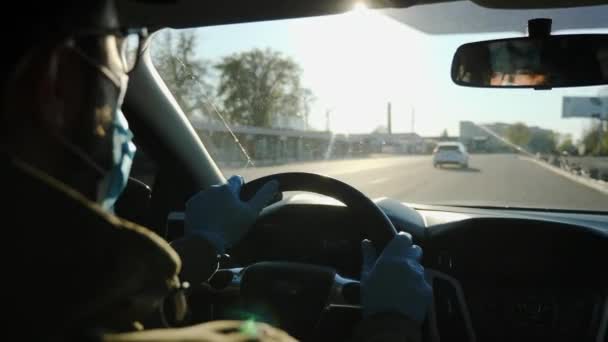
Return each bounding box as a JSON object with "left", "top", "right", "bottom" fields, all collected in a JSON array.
[{"left": 433, "top": 142, "right": 469, "bottom": 168}]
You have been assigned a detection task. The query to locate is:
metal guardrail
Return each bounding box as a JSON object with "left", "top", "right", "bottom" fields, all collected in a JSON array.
[{"left": 540, "top": 155, "right": 608, "bottom": 182}]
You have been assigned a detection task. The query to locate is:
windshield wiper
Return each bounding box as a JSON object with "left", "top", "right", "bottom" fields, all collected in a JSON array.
[{"left": 174, "top": 57, "right": 256, "bottom": 169}]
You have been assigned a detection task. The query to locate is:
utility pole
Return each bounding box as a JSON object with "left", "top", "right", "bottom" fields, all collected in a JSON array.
[
  {"left": 591, "top": 113, "right": 603, "bottom": 155},
  {"left": 387, "top": 102, "right": 392, "bottom": 135},
  {"left": 325, "top": 109, "right": 331, "bottom": 132},
  {"left": 598, "top": 115, "right": 603, "bottom": 155},
  {"left": 411, "top": 107, "right": 415, "bottom": 133}
]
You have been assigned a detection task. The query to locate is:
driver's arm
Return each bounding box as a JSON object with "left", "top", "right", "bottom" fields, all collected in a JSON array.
[
  {"left": 353, "top": 233, "right": 432, "bottom": 342},
  {"left": 173, "top": 175, "right": 278, "bottom": 284},
  {"left": 170, "top": 235, "right": 219, "bottom": 284}
]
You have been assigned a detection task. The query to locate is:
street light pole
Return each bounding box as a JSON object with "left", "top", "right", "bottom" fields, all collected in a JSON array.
[
  {"left": 411, "top": 107, "right": 415, "bottom": 133},
  {"left": 387, "top": 102, "right": 392, "bottom": 135},
  {"left": 592, "top": 113, "right": 603, "bottom": 155}
]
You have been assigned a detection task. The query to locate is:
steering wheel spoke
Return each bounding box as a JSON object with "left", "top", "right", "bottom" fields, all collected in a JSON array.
[
  {"left": 328, "top": 274, "right": 361, "bottom": 309},
  {"left": 214, "top": 172, "right": 397, "bottom": 339},
  {"left": 210, "top": 267, "right": 360, "bottom": 307}
]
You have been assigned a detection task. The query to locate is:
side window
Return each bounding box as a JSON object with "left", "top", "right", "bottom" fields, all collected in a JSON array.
[
  {"left": 129, "top": 146, "right": 157, "bottom": 188},
  {"left": 114, "top": 144, "right": 157, "bottom": 226}
]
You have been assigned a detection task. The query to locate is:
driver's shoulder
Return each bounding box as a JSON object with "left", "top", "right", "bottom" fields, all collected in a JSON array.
[
  {"left": 4, "top": 156, "right": 179, "bottom": 268},
  {"left": 3, "top": 155, "right": 182, "bottom": 333}
]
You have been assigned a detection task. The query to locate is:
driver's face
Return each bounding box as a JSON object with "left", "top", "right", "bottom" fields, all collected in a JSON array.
[
  {"left": 0, "top": 0, "right": 131, "bottom": 199},
  {"left": 71, "top": 34, "right": 129, "bottom": 172},
  {"left": 44, "top": 0, "right": 130, "bottom": 195}
]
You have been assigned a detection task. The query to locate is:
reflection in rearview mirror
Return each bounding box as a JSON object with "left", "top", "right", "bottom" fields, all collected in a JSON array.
[{"left": 451, "top": 34, "right": 608, "bottom": 89}]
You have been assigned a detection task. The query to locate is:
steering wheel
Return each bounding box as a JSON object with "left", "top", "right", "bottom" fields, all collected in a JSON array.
[
  {"left": 241, "top": 172, "right": 397, "bottom": 250},
  {"left": 233, "top": 172, "right": 397, "bottom": 339}
]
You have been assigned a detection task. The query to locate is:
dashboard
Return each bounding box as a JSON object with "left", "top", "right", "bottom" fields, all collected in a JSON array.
[
  {"left": 224, "top": 195, "right": 608, "bottom": 342},
  {"left": 424, "top": 216, "right": 607, "bottom": 342}
]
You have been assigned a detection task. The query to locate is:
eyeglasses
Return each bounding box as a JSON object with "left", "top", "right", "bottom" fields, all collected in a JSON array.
[
  {"left": 116, "top": 28, "right": 148, "bottom": 73},
  {"left": 65, "top": 27, "right": 147, "bottom": 90},
  {"left": 68, "top": 27, "right": 148, "bottom": 75}
]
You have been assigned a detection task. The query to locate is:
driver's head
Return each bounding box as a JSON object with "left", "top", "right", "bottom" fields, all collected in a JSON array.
[{"left": 1, "top": 0, "right": 139, "bottom": 206}]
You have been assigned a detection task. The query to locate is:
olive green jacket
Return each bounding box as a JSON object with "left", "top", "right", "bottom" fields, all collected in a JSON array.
[{"left": 4, "top": 157, "right": 420, "bottom": 342}]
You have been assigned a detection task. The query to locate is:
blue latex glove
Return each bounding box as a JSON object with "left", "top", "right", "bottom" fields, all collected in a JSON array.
[
  {"left": 185, "top": 175, "right": 279, "bottom": 253},
  {"left": 361, "top": 232, "right": 433, "bottom": 323}
]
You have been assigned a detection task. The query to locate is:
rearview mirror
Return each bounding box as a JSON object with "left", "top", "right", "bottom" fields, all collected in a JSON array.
[{"left": 451, "top": 34, "right": 608, "bottom": 89}]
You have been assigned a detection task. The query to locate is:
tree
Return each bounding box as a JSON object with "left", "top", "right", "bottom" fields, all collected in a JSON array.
[
  {"left": 528, "top": 129, "right": 557, "bottom": 154},
  {"left": 582, "top": 122, "right": 608, "bottom": 156},
  {"left": 215, "top": 48, "right": 313, "bottom": 127},
  {"left": 299, "top": 88, "right": 315, "bottom": 130},
  {"left": 506, "top": 122, "right": 531, "bottom": 147},
  {"left": 440, "top": 129, "right": 449, "bottom": 139},
  {"left": 152, "top": 30, "right": 212, "bottom": 119},
  {"left": 558, "top": 135, "right": 577, "bottom": 155}
]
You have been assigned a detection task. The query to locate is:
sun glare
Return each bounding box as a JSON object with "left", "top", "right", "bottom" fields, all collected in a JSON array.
[
  {"left": 353, "top": 2, "right": 368, "bottom": 12},
  {"left": 291, "top": 1, "right": 426, "bottom": 133}
]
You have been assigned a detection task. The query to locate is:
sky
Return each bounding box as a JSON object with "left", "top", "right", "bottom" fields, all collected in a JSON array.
[{"left": 155, "top": 3, "right": 607, "bottom": 141}]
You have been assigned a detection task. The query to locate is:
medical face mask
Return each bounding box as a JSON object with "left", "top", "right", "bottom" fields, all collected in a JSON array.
[
  {"left": 54, "top": 45, "right": 136, "bottom": 212},
  {"left": 53, "top": 104, "right": 137, "bottom": 213},
  {"left": 95, "top": 70, "right": 136, "bottom": 211},
  {"left": 96, "top": 108, "right": 137, "bottom": 211}
]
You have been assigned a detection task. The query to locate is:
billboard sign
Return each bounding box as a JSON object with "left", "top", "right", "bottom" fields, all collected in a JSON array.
[{"left": 562, "top": 96, "right": 607, "bottom": 119}]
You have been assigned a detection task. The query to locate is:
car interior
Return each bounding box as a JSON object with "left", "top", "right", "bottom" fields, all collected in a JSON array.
[{"left": 113, "top": 0, "right": 607, "bottom": 341}]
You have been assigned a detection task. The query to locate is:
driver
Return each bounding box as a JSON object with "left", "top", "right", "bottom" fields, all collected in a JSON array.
[{"left": 1, "top": 1, "right": 432, "bottom": 341}]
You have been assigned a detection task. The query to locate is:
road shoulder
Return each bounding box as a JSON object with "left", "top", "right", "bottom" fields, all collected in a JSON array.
[{"left": 520, "top": 156, "right": 608, "bottom": 195}]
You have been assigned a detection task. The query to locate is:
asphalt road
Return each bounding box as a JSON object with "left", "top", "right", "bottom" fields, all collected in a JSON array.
[{"left": 228, "top": 154, "right": 608, "bottom": 211}]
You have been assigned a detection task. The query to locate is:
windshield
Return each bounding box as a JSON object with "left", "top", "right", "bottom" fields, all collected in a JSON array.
[
  {"left": 437, "top": 146, "right": 460, "bottom": 152},
  {"left": 151, "top": 2, "right": 608, "bottom": 211}
]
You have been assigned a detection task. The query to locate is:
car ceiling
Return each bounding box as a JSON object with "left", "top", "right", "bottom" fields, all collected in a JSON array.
[
  {"left": 118, "top": 0, "right": 608, "bottom": 33},
  {"left": 384, "top": 1, "right": 608, "bottom": 34}
]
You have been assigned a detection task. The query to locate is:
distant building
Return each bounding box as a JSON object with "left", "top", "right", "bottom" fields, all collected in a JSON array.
[
  {"left": 272, "top": 114, "right": 308, "bottom": 130},
  {"left": 459, "top": 121, "right": 512, "bottom": 152},
  {"left": 379, "top": 133, "right": 425, "bottom": 154},
  {"left": 460, "top": 121, "right": 557, "bottom": 153},
  {"left": 350, "top": 132, "right": 425, "bottom": 154}
]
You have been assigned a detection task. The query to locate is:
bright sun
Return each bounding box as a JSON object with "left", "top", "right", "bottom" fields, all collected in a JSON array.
[
  {"left": 353, "top": 2, "right": 368, "bottom": 12},
  {"left": 292, "top": 1, "right": 424, "bottom": 133}
]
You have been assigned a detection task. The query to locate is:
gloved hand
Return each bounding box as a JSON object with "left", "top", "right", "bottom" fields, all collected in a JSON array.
[
  {"left": 185, "top": 175, "right": 279, "bottom": 253},
  {"left": 360, "top": 232, "right": 433, "bottom": 323}
]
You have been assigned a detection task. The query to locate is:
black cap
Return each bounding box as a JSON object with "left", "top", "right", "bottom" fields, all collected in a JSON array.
[{"left": 2, "top": 0, "right": 114, "bottom": 83}]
